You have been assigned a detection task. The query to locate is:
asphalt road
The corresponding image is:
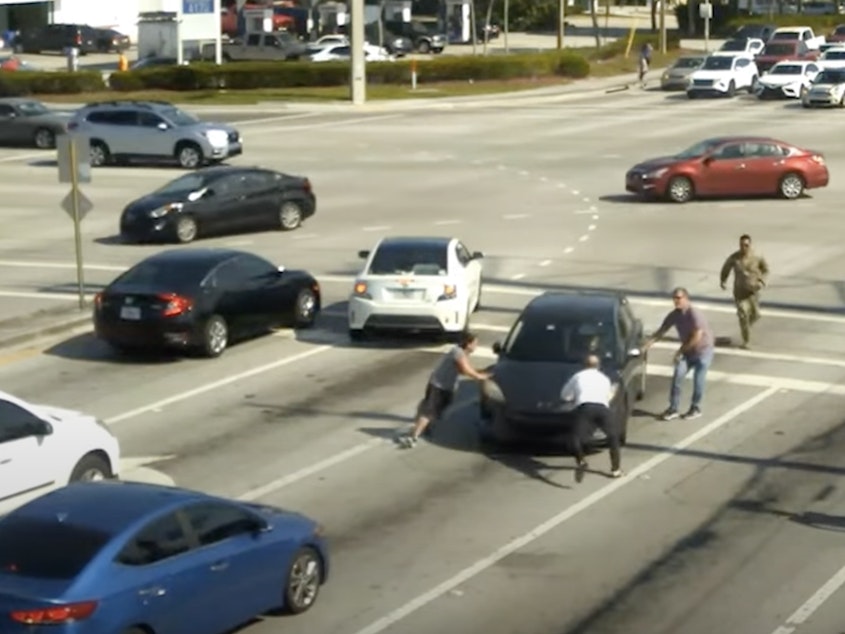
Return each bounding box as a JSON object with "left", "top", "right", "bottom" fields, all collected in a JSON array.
[{"left": 1, "top": 86, "right": 845, "bottom": 634}]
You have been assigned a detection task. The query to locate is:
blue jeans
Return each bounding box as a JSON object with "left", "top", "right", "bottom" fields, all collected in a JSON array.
[{"left": 670, "top": 348, "right": 714, "bottom": 411}]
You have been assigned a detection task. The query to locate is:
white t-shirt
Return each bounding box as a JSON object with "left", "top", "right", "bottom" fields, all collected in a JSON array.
[{"left": 560, "top": 368, "right": 612, "bottom": 407}]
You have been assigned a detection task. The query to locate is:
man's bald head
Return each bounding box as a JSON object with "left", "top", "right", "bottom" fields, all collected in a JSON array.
[{"left": 584, "top": 354, "right": 600, "bottom": 368}]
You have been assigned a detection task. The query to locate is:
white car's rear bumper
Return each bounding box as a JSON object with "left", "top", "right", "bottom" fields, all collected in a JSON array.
[{"left": 348, "top": 296, "right": 467, "bottom": 333}]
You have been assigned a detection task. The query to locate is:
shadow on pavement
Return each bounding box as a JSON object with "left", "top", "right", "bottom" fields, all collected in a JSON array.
[{"left": 44, "top": 331, "right": 182, "bottom": 364}]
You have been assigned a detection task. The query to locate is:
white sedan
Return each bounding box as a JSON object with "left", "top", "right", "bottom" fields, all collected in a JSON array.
[
  {"left": 755, "top": 60, "right": 821, "bottom": 99},
  {"left": 0, "top": 390, "right": 121, "bottom": 515},
  {"left": 347, "top": 236, "right": 484, "bottom": 340},
  {"left": 309, "top": 43, "right": 392, "bottom": 62},
  {"left": 687, "top": 53, "right": 759, "bottom": 97}
]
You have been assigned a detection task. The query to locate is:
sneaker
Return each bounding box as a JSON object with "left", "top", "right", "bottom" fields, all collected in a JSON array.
[
  {"left": 610, "top": 469, "right": 624, "bottom": 478},
  {"left": 400, "top": 435, "right": 417, "bottom": 449},
  {"left": 682, "top": 407, "right": 702, "bottom": 420},
  {"left": 575, "top": 461, "right": 588, "bottom": 483},
  {"left": 660, "top": 408, "right": 680, "bottom": 421}
]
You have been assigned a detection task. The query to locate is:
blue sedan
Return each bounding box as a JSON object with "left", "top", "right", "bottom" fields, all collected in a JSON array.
[{"left": 0, "top": 481, "right": 329, "bottom": 633}]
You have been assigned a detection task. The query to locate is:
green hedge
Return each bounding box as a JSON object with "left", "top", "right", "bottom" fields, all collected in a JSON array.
[
  {"left": 108, "top": 52, "right": 590, "bottom": 92},
  {"left": 0, "top": 70, "right": 106, "bottom": 97}
]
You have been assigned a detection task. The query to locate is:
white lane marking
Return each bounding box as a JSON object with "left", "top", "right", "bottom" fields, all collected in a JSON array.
[
  {"left": 646, "top": 364, "right": 845, "bottom": 395},
  {"left": 769, "top": 563, "right": 845, "bottom": 634},
  {"left": 590, "top": 205, "right": 597, "bottom": 212},
  {"left": 350, "top": 387, "right": 780, "bottom": 634},
  {"left": 588, "top": 224, "right": 597, "bottom": 231},
  {"left": 362, "top": 225, "right": 390, "bottom": 232},
  {"left": 259, "top": 113, "right": 404, "bottom": 132},
  {"left": 510, "top": 273, "right": 526, "bottom": 280},
  {"left": 235, "top": 113, "right": 322, "bottom": 125},
  {"left": 557, "top": 183, "right": 567, "bottom": 188},
  {"left": 539, "top": 176, "right": 549, "bottom": 182},
  {"left": 578, "top": 235, "right": 589, "bottom": 242},
  {"left": 434, "top": 219, "right": 462, "bottom": 225},
  {"left": 0, "top": 260, "right": 125, "bottom": 271},
  {"left": 572, "top": 189, "right": 580, "bottom": 195},
  {"left": 104, "top": 346, "right": 332, "bottom": 425},
  {"left": 592, "top": 214, "right": 600, "bottom": 220},
  {"left": 497, "top": 165, "right": 507, "bottom": 170},
  {"left": 0, "top": 152, "right": 46, "bottom": 163},
  {"left": 518, "top": 170, "right": 530, "bottom": 176},
  {"left": 583, "top": 197, "right": 590, "bottom": 203},
  {"left": 502, "top": 214, "right": 530, "bottom": 220},
  {"left": 0, "top": 290, "right": 89, "bottom": 301},
  {"left": 563, "top": 247, "right": 575, "bottom": 254},
  {"left": 539, "top": 260, "right": 552, "bottom": 267},
  {"left": 573, "top": 210, "right": 594, "bottom": 215}
]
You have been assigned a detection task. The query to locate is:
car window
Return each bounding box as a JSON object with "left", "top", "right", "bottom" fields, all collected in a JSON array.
[
  {"left": 736, "top": 58, "right": 750, "bottom": 68},
  {"left": 182, "top": 502, "right": 261, "bottom": 547},
  {"left": 702, "top": 56, "right": 733, "bottom": 71},
  {"left": 236, "top": 254, "right": 276, "bottom": 279},
  {"left": 368, "top": 244, "right": 448, "bottom": 276},
  {"left": 240, "top": 172, "right": 275, "bottom": 190},
  {"left": 503, "top": 316, "right": 617, "bottom": 363},
  {"left": 155, "top": 173, "right": 208, "bottom": 196},
  {"left": 807, "top": 63, "right": 819, "bottom": 73},
  {"left": 0, "top": 104, "right": 15, "bottom": 117},
  {"left": 211, "top": 259, "right": 245, "bottom": 289},
  {"left": 209, "top": 174, "right": 241, "bottom": 197},
  {"left": 87, "top": 110, "right": 136, "bottom": 126},
  {"left": 455, "top": 242, "right": 471, "bottom": 265},
  {"left": 115, "top": 259, "right": 211, "bottom": 293},
  {"left": 333, "top": 46, "right": 351, "bottom": 55},
  {"left": 116, "top": 513, "right": 191, "bottom": 566},
  {"left": 262, "top": 34, "right": 277, "bottom": 46},
  {"left": 138, "top": 111, "right": 165, "bottom": 127},
  {"left": 743, "top": 142, "right": 786, "bottom": 157},
  {"left": 247, "top": 33, "right": 260, "bottom": 46},
  {"left": 0, "top": 398, "right": 43, "bottom": 442},
  {"left": 0, "top": 516, "right": 110, "bottom": 579},
  {"left": 711, "top": 143, "right": 744, "bottom": 159}
]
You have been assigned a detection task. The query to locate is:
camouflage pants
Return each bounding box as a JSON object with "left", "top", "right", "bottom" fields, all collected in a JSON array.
[{"left": 735, "top": 293, "right": 761, "bottom": 345}]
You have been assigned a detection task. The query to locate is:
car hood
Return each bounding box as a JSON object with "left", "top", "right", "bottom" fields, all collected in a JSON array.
[
  {"left": 759, "top": 74, "right": 805, "bottom": 85},
  {"left": 630, "top": 155, "right": 683, "bottom": 172},
  {"left": 123, "top": 193, "right": 185, "bottom": 216},
  {"left": 31, "top": 403, "right": 93, "bottom": 424},
  {"left": 819, "top": 59, "right": 845, "bottom": 68},
  {"left": 691, "top": 69, "right": 735, "bottom": 80}
]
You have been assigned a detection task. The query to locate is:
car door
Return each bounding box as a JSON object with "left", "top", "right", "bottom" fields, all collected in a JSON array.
[
  {"left": 0, "top": 399, "right": 53, "bottom": 510},
  {"left": 0, "top": 104, "right": 19, "bottom": 144},
  {"left": 455, "top": 241, "right": 479, "bottom": 306},
  {"left": 114, "top": 511, "right": 221, "bottom": 634},
  {"left": 199, "top": 174, "right": 250, "bottom": 233},
  {"left": 697, "top": 142, "right": 749, "bottom": 196},
  {"left": 208, "top": 259, "right": 257, "bottom": 335},
  {"left": 180, "top": 501, "right": 281, "bottom": 631},
  {"left": 88, "top": 110, "right": 136, "bottom": 156},
  {"left": 616, "top": 300, "right": 646, "bottom": 401},
  {"left": 235, "top": 253, "right": 297, "bottom": 328},
  {"left": 137, "top": 111, "right": 173, "bottom": 157},
  {"left": 734, "top": 57, "right": 752, "bottom": 87},
  {"left": 238, "top": 171, "right": 280, "bottom": 228},
  {"left": 741, "top": 141, "right": 789, "bottom": 193}
]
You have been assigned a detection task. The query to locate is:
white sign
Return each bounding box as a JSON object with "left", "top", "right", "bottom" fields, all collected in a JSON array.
[
  {"left": 699, "top": 2, "right": 713, "bottom": 19},
  {"left": 178, "top": 0, "right": 222, "bottom": 41}
]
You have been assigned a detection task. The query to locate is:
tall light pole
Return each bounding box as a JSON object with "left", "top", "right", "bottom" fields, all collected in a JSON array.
[
  {"left": 557, "top": 0, "right": 565, "bottom": 49},
  {"left": 504, "top": 0, "right": 509, "bottom": 53},
  {"left": 349, "top": 0, "right": 366, "bottom": 104},
  {"left": 659, "top": 0, "right": 666, "bottom": 54}
]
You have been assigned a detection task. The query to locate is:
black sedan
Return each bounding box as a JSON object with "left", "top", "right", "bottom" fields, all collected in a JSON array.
[
  {"left": 93, "top": 248, "right": 320, "bottom": 357},
  {"left": 119, "top": 166, "right": 316, "bottom": 244},
  {"left": 479, "top": 291, "right": 648, "bottom": 447}
]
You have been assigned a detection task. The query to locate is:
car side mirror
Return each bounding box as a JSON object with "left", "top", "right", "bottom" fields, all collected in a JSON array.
[
  {"left": 491, "top": 341, "right": 502, "bottom": 354},
  {"left": 628, "top": 348, "right": 641, "bottom": 359},
  {"left": 472, "top": 251, "right": 484, "bottom": 259},
  {"left": 358, "top": 250, "right": 370, "bottom": 259},
  {"left": 252, "top": 520, "right": 272, "bottom": 534},
  {"left": 33, "top": 420, "right": 53, "bottom": 436},
  {"left": 157, "top": 122, "right": 168, "bottom": 131}
]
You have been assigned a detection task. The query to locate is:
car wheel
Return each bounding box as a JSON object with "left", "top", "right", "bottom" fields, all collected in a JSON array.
[
  {"left": 69, "top": 453, "right": 112, "bottom": 483},
  {"left": 686, "top": 91, "right": 697, "bottom": 99},
  {"left": 201, "top": 315, "right": 228, "bottom": 358},
  {"left": 176, "top": 142, "right": 203, "bottom": 169},
  {"left": 175, "top": 215, "right": 198, "bottom": 243},
  {"left": 667, "top": 175, "right": 694, "bottom": 203},
  {"left": 293, "top": 288, "right": 318, "bottom": 328},
  {"left": 33, "top": 127, "right": 55, "bottom": 149},
  {"left": 283, "top": 547, "right": 323, "bottom": 614},
  {"left": 279, "top": 201, "right": 303, "bottom": 231},
  {"left": 727, "top": 80, "right": 736, "bottom": 97},
  {"left": 749, "top": 75, "right": 758, "bottom": 92},
  {"left": 89, "top": 140, "right": 109, "bottom": 167},
  {"left": 349, "top": 328, "right": 365, "bottom": 341},
  {"left": 779, "top": 172, "right": 804, "bottom": 199},
  {"left": 418, "top": 40, "right": 431, "bottom": 54},
  {"left": 636, "top": 360, "right": 647, "bottom": 401}
]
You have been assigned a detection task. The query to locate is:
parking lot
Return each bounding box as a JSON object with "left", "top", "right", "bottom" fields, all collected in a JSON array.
[{"left": 2, "top": 84, "right": 845, "bottom": 633}]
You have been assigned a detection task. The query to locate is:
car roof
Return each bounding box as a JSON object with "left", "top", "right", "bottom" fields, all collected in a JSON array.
[
  {"left": 0, "top": 97, "right": 39, "bottom": 106},
  {"left": 701, "top": 135, "right": 790, "bottom": 146},
  {"left": 136, "top": 247, "right": 245, "bottom": 269},
  {"left": 523, "top": 291, "right": 621, "bottom": 319},
  {"left": 375, "top": 236, "right": 454, "bottom": 250},
  {"left": 13, "top": 481, "right": 208, "bottom": 535}
]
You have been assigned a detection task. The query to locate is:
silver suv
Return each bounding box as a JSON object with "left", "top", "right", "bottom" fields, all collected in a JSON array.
[{"left": 67, "top": 100, "right": 243, "bottom": 169}]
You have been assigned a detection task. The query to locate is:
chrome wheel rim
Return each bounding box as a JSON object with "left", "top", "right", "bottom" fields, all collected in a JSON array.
[
  {"left": 179, "top": 147, "right": 200, "bottom": 168},
  {"left": 670, "top": 178, "right": 691, "bottom": 202},
  {"left": 299, "top": 292, "right": 315, "bottom": 320},
  {"left": 79, "top": 469, "right": 105, "bottom": 481},
  {"left": 782, "top": 176, "right": 802, "bottom": 199},
  {"left": 288, "top": 554, "right": 319, "bottom": 609},
  {"left": 34, "top": 129, "right": 54, "bottom": 149},
  {"left": 208, "top": 319, "right": 227, "bottom": 354},
  {"left": 280, "top": 203, "right": 302, "bottom": 229},
  {"left": 176, "top": 218, "right": 197, "bottom": 242},
  {"left": 90, "top": 145, "right": 105, "bottom": 166}
]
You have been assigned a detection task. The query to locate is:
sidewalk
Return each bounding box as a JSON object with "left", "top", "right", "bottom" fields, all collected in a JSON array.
[{"left": 0, "top": 302, "right": 92, "bottom": 351}]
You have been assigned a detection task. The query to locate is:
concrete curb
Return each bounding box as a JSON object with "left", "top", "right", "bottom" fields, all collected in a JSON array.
[{"left": 0, "top": 305, "right": 93, "bottom": 351}]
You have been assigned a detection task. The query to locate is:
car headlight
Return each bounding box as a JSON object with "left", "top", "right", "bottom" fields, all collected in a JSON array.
[
  {"left": 645, "top": 167, "right": 668, "bottom": 179},
  {"left": 149, "top": 203, "right": 182, "bottom": 218},
  {"left": 203, "top": 129, "right": 229, "bottom": 145}
]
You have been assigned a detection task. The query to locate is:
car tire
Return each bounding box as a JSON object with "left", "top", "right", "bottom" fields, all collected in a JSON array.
[
  {"left": 279, "top": 201, "right": 303, "bottom": 231},
  {"left": 748, "top": 75, "right": 758, "bottom": 92},
  {"left": 174, "top": 215, "right": 199, "bottom": 243},
  {"left": 779, "top": 172, "right": 804, "bottom": 199},
  {"left": 89, "top": 140, "right": 110, "bottom": 167},
  {"left": 727, "top": 80, "right": 736, "bottom": 97},
  {"left": 839, "top": 94, "right": 845, "bottom": 108},
  {"left": 283, "top": 547, "right": 323, "bottom": 615},
  {"left": 636, "top": 360, "right": 647, "bottom": 401},
  {"left": 33, "top": 127, "right": 55, "bottom": 149},
  {"left": 201, "top": 315, "right": 228, "bottom": 358},
  {"left": 293, "top": 288, "right": 318, "bottom": 328},
  {"left": 666, "top": 175, "right": 694, "bottom": 203},
  {"left": 348, "top": 328, "right": 365, "bottom": 342},
  {"left": 69, "top": 453, "right": 112, "bottom": 483},
  {"left": 175, "top": 142, "right": 204, "bottom": 169},
  {"left": 686, "top": 91, "right": 697, "bottom": 99},
  {"left": 418, "top": 40, "right": 431, "bottom": 53}
]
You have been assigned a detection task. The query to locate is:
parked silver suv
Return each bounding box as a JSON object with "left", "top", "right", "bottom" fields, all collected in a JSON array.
[{"left": 67, "top": 100, "right": 243, "bottom": 169}]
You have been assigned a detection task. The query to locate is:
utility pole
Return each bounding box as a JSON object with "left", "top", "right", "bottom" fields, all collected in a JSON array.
[
  {"left": 659, "top": 0, "right": 666, "bottom": 54},
  {"left": 504, "top": 0, "right": 509, "bottom": 53},
  {"left": 349, "top": 0, "right": 366, "bottom": 104},
  {"left": 557, "top": 0, "right": 565, "bottom": 49}
]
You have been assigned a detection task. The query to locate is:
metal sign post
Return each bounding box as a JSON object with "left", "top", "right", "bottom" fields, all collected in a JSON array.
[
  {"left": 57, "top": 134, "right": 93, "bottom": 309},
  {"left": 700, "top": 1, "right": 713, "bottom": 52}
]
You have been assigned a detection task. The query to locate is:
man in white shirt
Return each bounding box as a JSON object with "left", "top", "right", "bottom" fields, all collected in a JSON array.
[{"left": 560, "top": 354, "right": 622, "bottom": 482}]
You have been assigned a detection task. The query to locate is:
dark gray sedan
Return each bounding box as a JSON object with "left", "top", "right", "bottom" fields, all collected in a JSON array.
[{"left": 0, "top": 98, "right": 72, "bottom": 148}]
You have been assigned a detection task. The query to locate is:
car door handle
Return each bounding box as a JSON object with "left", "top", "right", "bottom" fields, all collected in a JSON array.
[
  {"left": 138, "top": 586, "right": 166, "bottom": 597},
  {"left": 210, "top": 560, "right": 229, "bottom": 571}
]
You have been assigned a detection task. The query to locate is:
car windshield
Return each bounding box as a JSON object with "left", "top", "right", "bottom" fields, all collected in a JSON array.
[
  {"left": 16, "top": 101, "right": 49, "bottom": 116},
  {"left": 673, "top": 57, "right": 703, "bottom": 68},
  {"left": 816, "top": 69, "right": 845, "bottom": 83},
  {"left": 368, "top": 244, "right": 447, "bottom": 276},
  {"left": 702, "top": 56, "right": 734, "bottom": 71},
  {"left": 160, "top": 106, "right": 199, "bottom": 127},
  {"left": 771, "top": 64, "right": 803, "bottom": 74},
  {"left": 155, "top": 173, "right": 207, "bottom": 195},
  {"left": 675, "top": 138, "right": 725, "bottom": 159},
  {"left": 764, "top": 43, "right": 796, "bottom": 55},
  {"left": 0, "top": 516, "right": 110, "bottom": 579},
  {"left": 721, "top": 40, "right": 746, "bottom": 51},
  {"left": 115, "top": 259, "right": 211, "bottom": 293},
  {"left": 503, "top": 316, "right": 617, "bottom": 363},
  {"left": 824, "top": 50, "right": 845, "bottom": 59}
]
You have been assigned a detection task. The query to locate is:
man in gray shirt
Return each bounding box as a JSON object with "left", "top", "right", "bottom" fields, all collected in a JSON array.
[
  {"left": 401, "top": 331, "right": 490, "bottom": 448},
  {"left": 643, "top": 287, "right": 715, "bottom": 421}
]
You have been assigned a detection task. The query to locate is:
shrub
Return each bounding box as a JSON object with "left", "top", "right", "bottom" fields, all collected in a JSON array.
[{"left": 0, "top": 70, "right": 106, "bottom": 97}]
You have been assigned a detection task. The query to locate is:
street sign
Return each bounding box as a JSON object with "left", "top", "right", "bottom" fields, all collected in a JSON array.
[
  {"left": 57, "top": 134, "right": 91, "bottom": 184},
  {"left": 699, "top": 2, "right": 713, "bottom": 18},
  {"left": 61, "top": 189, "right": 93, "bottom": 221}
]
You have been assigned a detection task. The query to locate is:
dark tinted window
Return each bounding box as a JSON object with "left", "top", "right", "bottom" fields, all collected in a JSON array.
[
  {"left": 114, "top": 258, "right": 212, "bottom": 293},
  {"left": 0, "top": 517, "right": 110, "bottom": 579},
  {"left": 702, "top": 56, "right": 733, "bottom": 71},
  {"left": 721, "top": 40, "right": 746, "bottom": 51},
  {"left": 183, "top": 502, "right": 261, "bottom": 546},
  {"left": 155, "top": 173, "right": 208, "bottom": 196},
  {"left": 503, "top": 314, "right": 617, "bottom": 363},
  {"left": 369, "top": 243, "right": 448, "bottom": 276},
  {"left": 816, "top": 69, "right": 845, "bottom": 83},
  {"left": 0, "top": 104, "right": 14, "bottom": 117},
  {"left": 235, "top": 254, "right": 276, "bottom": 278},
  {"left": 116, "top": 513, "right": 191, "bottom": 566},
  {"left": 0, "top": 399, "right": 42, "bottom": 442},
  {"left": 87, "top": 110, "right": 136, "bottom": 125},
  {"left": 240, "top": 171, "right": 275, "bottom": 190},
  {"left": 764, "top": 43, "right": 797, "bottom": 55},
  {"left": 138, "top": 111, "right": 165, "bottom": 127}
]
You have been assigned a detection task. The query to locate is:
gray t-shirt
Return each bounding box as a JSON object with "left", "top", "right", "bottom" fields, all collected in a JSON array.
[
  {"left": 429, "top": 345, "right": 466, "bottom": 392},
  {"left": 660, "top": 306, "right": 714, "bottom": 357}
]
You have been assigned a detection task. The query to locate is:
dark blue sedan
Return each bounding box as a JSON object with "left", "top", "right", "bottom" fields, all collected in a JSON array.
[{"left": 0, "top": 481, "right": 329, "bottom": 633}]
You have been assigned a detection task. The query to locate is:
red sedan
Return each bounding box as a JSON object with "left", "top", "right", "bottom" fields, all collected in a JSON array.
[{"left": 625, "top": 136, "right": 829, "bottom": 203}]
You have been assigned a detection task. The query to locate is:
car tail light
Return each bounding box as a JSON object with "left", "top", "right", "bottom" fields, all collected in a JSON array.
[
  {"left": 353, "top": 282, "right": 368, "bottom": 295},
  {"left": 302, "top": 178, "right": 312, "bottom": 193},
  {"left": 94, "top": 292, "right": 103, "bottom": 309},
  {"left": 158, "top": 293, "right": 193, "bottom": 317},
  {"left": 11, "top": 600, "right": 98, "bottom": 624},
  {"left": 438, "top": 284, "right": 457, "bottom": 301},
  {"left": 74, "top": 34, "right": 82, "bottom": 46}
]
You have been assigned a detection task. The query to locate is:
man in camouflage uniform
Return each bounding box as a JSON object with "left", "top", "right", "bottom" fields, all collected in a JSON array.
[{"left": 719, "top": 234, "right": 770, "bottom": 349}]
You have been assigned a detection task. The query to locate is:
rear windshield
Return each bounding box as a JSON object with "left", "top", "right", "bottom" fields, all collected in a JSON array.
[
  {"left": 772, "top": 31, "right": 799, "bottom": 40},
  {"left": 368, "top": 244, "right": 447, "bottom": 276},
  {"left": 824, "top": 50, "right": 845, "bottom": 59},
  {"left": 503, "top": 317, "right": 617, "bottom": 363},
  {"left": 764, "top": 43, "right": 797, "bottom": 55},
  {"left": 113, "top": 259, "right": 211, "bottom": 292},
  {"left": 721, "top": 40, "right": 746, "bottom": 51},
  {"left": 0, "top": 516, "right": 110, "bottom": 579}
]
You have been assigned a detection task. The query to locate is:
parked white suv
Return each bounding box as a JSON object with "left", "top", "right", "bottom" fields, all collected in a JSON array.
[
  {"left": 687, "top": 53, "right": 759, "bottom": 98},
  {"left": 0, "top": 391, "right": 121, "bottom": 515}
]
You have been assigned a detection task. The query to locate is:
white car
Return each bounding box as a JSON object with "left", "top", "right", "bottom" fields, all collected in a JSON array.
[
  {"left": 347, "top": 236, "right": 484, "bottom": 340},
  {"left": 756, "top": 60, "right": 821, "bottom": 99},
  {"left": 718, "top": 37, "right": 766, "bottom": 55},
  {"left": 687, "top": 53, "right": 759, "bottom": 97},
  {"left": 802, "top": 67, "right": 845, "bottom": 106},
  {"left": 313, "top": 34, "right": 349, "bottom": 48},
  {"left": 817, "top": 46, "right": 845, "bottom": 68},
  {"left": 309, "top": 43, "right": 392, "bottom": 62},
  {"left": 0, "top": 391, "right": 121, "bottom": 515}
]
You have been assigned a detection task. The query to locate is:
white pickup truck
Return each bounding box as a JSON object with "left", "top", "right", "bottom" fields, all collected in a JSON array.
[{"left": 770, "top": 26, "right": 826, "bottom": 50}]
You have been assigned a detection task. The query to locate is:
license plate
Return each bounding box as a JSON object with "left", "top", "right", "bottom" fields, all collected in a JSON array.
[
  {"left": 392, "top": 288, "right": 421, "bottom": 300},
  {"left": 120, "top": 306, "right": 141, "bottom": 320}
]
